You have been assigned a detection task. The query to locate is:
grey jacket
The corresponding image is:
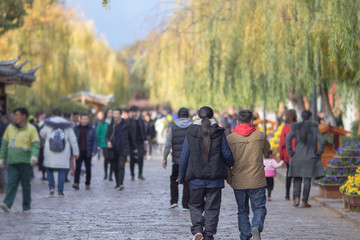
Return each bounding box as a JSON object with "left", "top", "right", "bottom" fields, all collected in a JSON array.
[
  {"left": 163, "top": 118, "right": 193, "bottom": 164},
  {"left": 285, "top": 120, "right": 325, "bottom": 178}
]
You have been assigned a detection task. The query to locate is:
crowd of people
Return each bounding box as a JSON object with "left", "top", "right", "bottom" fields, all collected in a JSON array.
[{"left": 0, "top": 105, "right": 326, "bottom": 240}]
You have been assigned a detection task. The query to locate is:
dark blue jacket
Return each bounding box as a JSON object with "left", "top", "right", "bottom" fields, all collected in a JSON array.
[{"left": 74, "top": 124, "right": 98, "bottom": 158}]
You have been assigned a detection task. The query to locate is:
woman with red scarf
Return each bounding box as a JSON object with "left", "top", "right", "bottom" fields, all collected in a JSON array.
[{"left": 279, "top": 109, "right": 297, "bottom": 200}]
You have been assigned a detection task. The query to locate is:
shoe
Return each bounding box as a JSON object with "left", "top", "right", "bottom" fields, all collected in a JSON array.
[
  {"left": 169, "top": 203, "right": 178, "bottom": 209},
  {"left": 302, "top": 202, "right": 312, "bottom": 208},
  {"left": 118, "top": 185, "right": 125, "bottom": 191},
  {"left": 85, "top": 185, "right": 90, "bottom": 190},
  {"left": 138, "top": 175, "right": 145, "bottom": 180},
  {"left": 49, "top": 189, "right": 54, "bottom": 196},
  {"left": 267, "top": 197, "right": 271, "bottom": 201},
  {"left": 131, "top": 176, "right": 135, "bottom": 181},
  {"left": 0, "top": 203, "right": 10, "bottom": 212},
  {"left": 114, "top": 185, "right": 119, "bottom": 189},
  {"left": 22, "top": 209, "right": 31, "bottom": 214},
  {"left": 109, "top": 177, "right": 113, "bottom": 182},
  {"left": 104, "top": 175, "right": 107, "bottom": 180},
  {"left": 251, "top": 227, "right": 261, "bottom": 240},
  {"left": 285, "top": 196, "right": 290, "bottom": 201},
  {"left": 293, "top": 197, "right": 300, "bottom": 207},
  {"left": 72, "top": 184, "right": 79, "bottom": 190},
  {"left": 192, "top": 232, "right": 203, "bottom": 240},
  {"left": 58, "top": 192, "right": 65, "bottom": 197},
  {"left": 182, "top": 207, "right": 189, "bottom": 211}
]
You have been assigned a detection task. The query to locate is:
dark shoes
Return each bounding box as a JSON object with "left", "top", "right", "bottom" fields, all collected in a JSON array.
[
  {"left": 85, "top": 185, "right": 91, "bottom": 190},
  {"left": 138, "top": 175, "right": 145, "bottom": 180},
  {"left": 285, "top": 195, "right": 290, "bottom": 201},
  {"left": 293, "top": 197, "right": 300, "bottom": 207},
  {"left": 72, "top": 184, "right": 79, "bottom": 190},
  {"left": 302, "top": 202, "right": 312, "bottom": 208}
]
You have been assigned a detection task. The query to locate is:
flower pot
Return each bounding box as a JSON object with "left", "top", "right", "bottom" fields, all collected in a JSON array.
[
  {"left": 315, "top": 182, "right": 343, "bottom": 199},
  {"left": 342, "top": 195, "right": 360, "bottom": 212}
]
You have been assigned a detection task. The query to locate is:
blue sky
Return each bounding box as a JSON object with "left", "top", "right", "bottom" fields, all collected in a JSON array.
[{"left": 64, "top": 0, "right": 173, "bottom": 49}]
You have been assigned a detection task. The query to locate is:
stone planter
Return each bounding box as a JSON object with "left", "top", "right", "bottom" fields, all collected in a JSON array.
[
  {"left": 342, "top": 194, "right": 360, "bottom": 212},
  {"left": 316, "top": 182, "right": 343, "bottom": 199}
]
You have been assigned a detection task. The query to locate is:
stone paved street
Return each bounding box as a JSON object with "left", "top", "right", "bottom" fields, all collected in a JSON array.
[{"left": 0, "top": 153, "right": 359, "bottom": 240}]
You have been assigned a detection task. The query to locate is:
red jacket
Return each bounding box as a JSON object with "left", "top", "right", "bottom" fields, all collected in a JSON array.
[{"left": 279, "top": 124, "right": 295, "bottom": 163}]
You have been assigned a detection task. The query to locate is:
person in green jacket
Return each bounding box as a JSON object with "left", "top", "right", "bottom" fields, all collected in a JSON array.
[
  {"left": 0, "top": 107, "right": 40, "bottom": 213},
  {"left": 97, "top": 108, "right": 113, "bottom": 180}
]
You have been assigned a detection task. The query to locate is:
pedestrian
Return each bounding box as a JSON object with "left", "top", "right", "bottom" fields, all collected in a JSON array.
[
  {"left": 0, "top": 107, "right": 40, "bottom": 212},
  {"left": 285, "top": 110, "right": 325, "bottom": 208},
  {"left": 129, "top": 106, "right": 146, "bottom": 181},
  {"left": 144, "top": 113, "right": 156, "bottom": 160},
  {"left": 279, "top": 109, "right": 297, "bottom": 200},
  {"left": 97, "top": 108, "right": 113, "bottom": 180},
  {"left": 263, "top": 150, "right": 284, "bottom": 201},
  {"left": 178, "top": 106, "right": 234, "bottom": 240},
  {"left": 73, "top": 114, "right": 98, "bottom": 190},
  {"left": 226, "top": 110, "right": 270, "bottom": 240},
  {"left": 0, "top": 110, "right": 8, "bottom": 193},
  {"left": 163, "top": 107, "right": 192, "bottom": 210},
  {"left": 63, "top": 111, "right": 73, "bottom": 182},
  {"left": 107, "top": 108, "right": 136, "bottom": 190},
  {"left": 40, "top": 109, "right": 79, "bottom": 196}
]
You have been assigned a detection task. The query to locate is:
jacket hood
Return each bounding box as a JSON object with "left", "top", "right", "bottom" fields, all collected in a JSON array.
[
  {"left": 44, "top": 116, "right": 74, "bottom": 129},
  {"left": 290, "top": 120, "right": 318, "bottom": 131},
  {"left": 193, "top": 119, "right": 218, "bottom": 126},
  {"left": 188, "top": 119, "right": 223, "bottom": 139},
  {"left": 234, "top": 123, "right": 256, "bottom": 136},
  {"left": 175, "top": 118, "right": 193, "bottom": 128}
]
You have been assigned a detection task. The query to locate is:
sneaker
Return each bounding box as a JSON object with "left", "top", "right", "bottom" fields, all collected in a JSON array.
[
  {"left": 138, "top": 175, "right": 145, "bottom": 180},
  {"left": 49, "top": 189, "right": 54, "bottom": 196},
  {"left": 251, "top": 227, "right": 261, "bottom": 240},
  {"left": 85, "top": 185, "right": 90, "bottom": 190},
  {"left": 293, "top": 197, "right": 300, "bottom": 207},
  {"left": 285, "top": 196, "right": 290, "bottom": 201},
  {"left": 0, "top": 203, "right": 10, "bottom": 212},
  {"left": 58, "top": 192, "right": 64, "bottom": 197},
  {"left": 267, "top": 197, "right": 271, "bottom": 201},
  {"left": 72, "top": 184, "right": 79, "bottom": 190},
  {"left": 193, "top": 232, "right": 203, "bottom": 240},
  {"left": 22, "top": 209, "right": 31, "bottom": 214},
  {"left": 169, "top": 203, "right": 178, "bottom": 209},
  {"left": 114, "top": 185, "right": 119, "bottom": 189},
  {"left": 302, "top": 202, "right": 312, "bottom": 208},
  {"left": 182, "top": 207, "right": 189, "bottom": 211},
  {"left": 118, "top": 185, "right": 125, "bottom": 191},
  {"left": 131, "top": 176, "right": 135, "bottom": 181}
]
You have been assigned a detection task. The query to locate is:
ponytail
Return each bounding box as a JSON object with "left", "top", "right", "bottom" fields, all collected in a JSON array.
[{"left": 198, "top": 106, "right": 214, "bottom": 164}]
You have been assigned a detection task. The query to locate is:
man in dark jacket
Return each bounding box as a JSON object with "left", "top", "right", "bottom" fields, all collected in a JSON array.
[
  {"left": 106, "top": 108, "right": 137, "bottom": 190},
  {"left": 129, "top": 106, "right": 146, "bottom": 181},
  {"left": 73, "top": 114, "right": 98, "bottom": 190},
  {"left": 144, "top": 114, "right": 156, "bottom": 160},
  {"left": 163, "top": 108, "right": 192, "bottom": 210}
]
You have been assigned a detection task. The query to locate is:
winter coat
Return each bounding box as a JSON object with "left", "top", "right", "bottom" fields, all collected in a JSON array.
[
  {"left": 113, "top": 119, "right": 136, "bottom": 155},
  {"left": 279, "top": 124, "right": 295, "bottom": 163},
  {"left": 226, "top": 125, "right": 271, "bottom": 190},
  {"left": 74, "top": 124, "right": 98, "bottom": 158},
  {"left": 144, "top": 120, "right": 156, "bottom": 139},
  {"left": 285, "top": 120, "right": 325, "bottom": 178},
  {"left": 96, "top": 120, "right": 110, "bottom": 148},
  {"left": 263, "top": 158, "right": 284, "bottom": 177},
  {"left": 0, "top": 123, "right": 40, "bottom": 165},
  {"left": 40, "top": 117, "right": 79, "bottom": 169}
]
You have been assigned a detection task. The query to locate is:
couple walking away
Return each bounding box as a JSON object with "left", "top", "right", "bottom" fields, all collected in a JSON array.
[{"left": 178, "top": 107, "right": 269, "bottom": 240}]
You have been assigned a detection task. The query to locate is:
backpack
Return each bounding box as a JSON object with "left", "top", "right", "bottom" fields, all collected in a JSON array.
[{"left": 49, "top": 128, "right": 66, "bottom": 152}]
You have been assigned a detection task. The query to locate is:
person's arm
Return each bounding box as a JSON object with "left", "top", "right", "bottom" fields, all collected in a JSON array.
[
  {"left": 0, "top": 128, "right": 9, "bottom": 160},
  {"left": 279, "top": 128, "right": 286, "bottom": 160},
  {"left": 221, "top": 133, "right": 234, "bottom": 167},
  {"left": 92, "top": 129, "right": 98, "bottom": 155},
  {"left": 96, "top": 123, "right": 101, "bottom": 143},
  {"left": 285, "top": 130, "right": 295, "bottom": 157},
  {"left": 163, "top": 127, "right": 172, "bottom": 162},
  {"left": 128, "top": 122, "right": 137, "bottom": 151},
  {"left": 39, "top": 126, "right": 47, "bottom": 140},
  {"left": 272, "top": 159, "right": 284, "bottom": 168},
  {"left": 316, "top": 128, "right": 326, "bottom": 156},
  {"left": 68, "top": 129, "right": 79, "bottom": 157},
  {"left": 30, "top": 128, "right": 40, "bottom": 159},
  {"left": 263, "top": 137, "right": 271, "bottom": 154},
  {"left": 178, "top": 136, "right": 190, "bottom": 184}
]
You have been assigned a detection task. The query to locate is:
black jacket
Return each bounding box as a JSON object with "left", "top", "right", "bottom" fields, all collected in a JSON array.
[
  {"left": 131, "top": 118, "right": 146, "bottom": 144},
  {"left": 171, "top": 123, "right": 190, "bottom": 164},
  {"left": 185, "top": 124, "right": 228, "bottom": 181},
  {"left": 144, "top": 120, "right": 156, "bottom": 139},
  {"left": 106, "top": 119, "right": 136, "bottom": 156}
]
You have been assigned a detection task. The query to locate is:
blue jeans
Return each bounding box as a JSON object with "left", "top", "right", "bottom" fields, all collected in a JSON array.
[
  {"left": 234, "top": 187, "right": 267, "bottom": 240},
  {"left": 47, "top": 168, "right": 65, "bottom": 194}
]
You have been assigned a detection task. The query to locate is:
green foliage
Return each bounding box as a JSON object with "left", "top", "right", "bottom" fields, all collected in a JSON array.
[{"left": 0, "top": 0, "right": 34, "bottom": 35}]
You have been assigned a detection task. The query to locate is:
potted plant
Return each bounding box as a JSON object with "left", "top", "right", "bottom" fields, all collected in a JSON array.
[{"left": 339, "top": 167, "right": 360, "bottom": 212}]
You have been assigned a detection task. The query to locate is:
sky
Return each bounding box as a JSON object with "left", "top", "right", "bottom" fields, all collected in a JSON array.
[{"left": 64, "top": 0, "right": 173, "bottom": 50}]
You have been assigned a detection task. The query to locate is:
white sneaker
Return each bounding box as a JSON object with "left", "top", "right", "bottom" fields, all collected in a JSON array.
[
  {"left": 22, "top": 209, "right": 31, "bottom": 214},
  {"left": 182, "top": 207, "right": 189, "bottom": 211},
  {"left": 169, "top": 203, "right": 178, "bottom": 209},
  {"left": 118, "top": 185, "right": 125, "bottom": 191},
  {"left": 251, "top": 227, "right": 261, "bottom": 240},
  {"left": 193, "top": 232, "right": 203, "bottom": 240},
  {"left": 49, "top": 189, "right": 54, "bottom": 196},
  {"left": 0, "top": 203, "right": 9, "bottom": 212}
]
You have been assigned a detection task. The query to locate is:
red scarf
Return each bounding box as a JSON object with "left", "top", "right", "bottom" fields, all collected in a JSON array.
[{"left": 234, "top": 123, "right": 256, "bottom": 136}]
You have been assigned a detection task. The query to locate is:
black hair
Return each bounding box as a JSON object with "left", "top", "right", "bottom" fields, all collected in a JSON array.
[
  {"left": 102, "top": 108, "right": 113, "bottom": 123},
  {"left": 178, "top": 107, "right": 189, "bottom": 118},
  {"left": 80, "top": 113, "right": 89, "bottom": 118},
  {"left": 113, "top": 108, "right": 123, "bottom": 114},
  {"left": 299, "top": 110, "right": 312, "bottom": 144},
  {"left": 129, "top": 105, "right": 139, "bottom": 112},
  {"left": 198, "top": 106, "right": 214, "bottom": 164},
  {"left": 63, "top": 111, "right": 72, "bottom": 119},
  {"left": 264, "top": 150, "right": 273, "bottom": 159},
  {"left": 122, "top": 108, "right": 129, "bottom": 113},
  {"left": 237, "top": 110, "right": 253, "bottom": 124},
  {"left": 73, "top": 111, "right": 79, "bottom": 116},
  {"left": 52, "top": 108, "right": 62, "bottom": 117},
  {"left": 13, "top": 107, "right": 29, "bottom": 118}
]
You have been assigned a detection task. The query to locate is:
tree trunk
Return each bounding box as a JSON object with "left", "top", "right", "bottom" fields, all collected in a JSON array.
[
  {"left": 287, "top": 90, "right": 306, "bottom": 114},
  {"left": 319, "top": 79, "right": 336, "bottom": 126}
]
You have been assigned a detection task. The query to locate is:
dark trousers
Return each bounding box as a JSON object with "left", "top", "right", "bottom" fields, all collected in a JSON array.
[
  {"left": 114, "top": 153, "right": 127, "bottom": 187},
  {"left": 293, "top": 177, "right": 311, "bottom": 203},
  {"left": 266, "top": 177, "right": 274, "bottom": 197},
  {"left": 75, "top": 151, "right": 92, "bottom": 185},
  {"left": 189, "top": 188, "right": 222, "bottom": 240},
  {"left": 4, "top": 164, "right": 32, "bottom": 211},
  {"left": 285, "top": 162, "right": 292, "bottom": 198},
  {"left": 170, "top": 164, "right": 190, "bottom": 208},
  {"left": 130, "top": 143, "right": 144, "bottom": 177},
  {"left": 103, "top": 148, "right": 112, "bottom": 178}
]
